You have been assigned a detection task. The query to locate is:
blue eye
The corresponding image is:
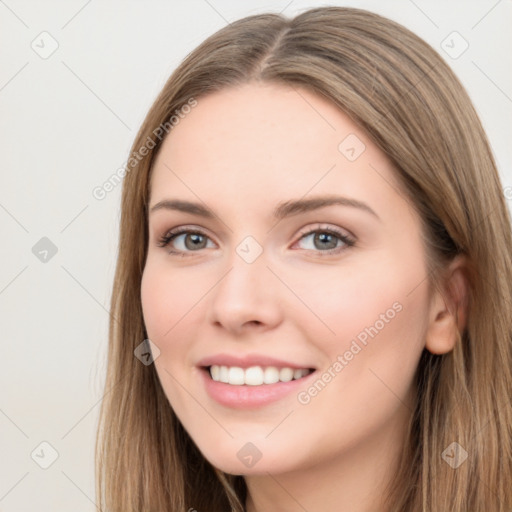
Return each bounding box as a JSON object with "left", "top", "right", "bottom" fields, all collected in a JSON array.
[
  {"left": 157, "top": 229, "right": 215, "bottom": 254},
  {"left": 294, "top": 227, "right": 355, "bottom": 255},
  {"left": 157, "top": 225, "right": 355, "bottom": 256}
]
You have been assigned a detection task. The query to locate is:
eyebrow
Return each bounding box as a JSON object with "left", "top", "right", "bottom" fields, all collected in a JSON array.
[{"left": 149, "top": 195, "right": 380, "bottom": 221}]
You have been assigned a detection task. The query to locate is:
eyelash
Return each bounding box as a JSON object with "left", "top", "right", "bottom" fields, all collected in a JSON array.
[{"left": 157, "top": 224, "right": 356, "bottom": 257}]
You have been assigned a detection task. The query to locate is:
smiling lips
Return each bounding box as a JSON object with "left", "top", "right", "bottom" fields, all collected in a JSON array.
[
  {"left": 197, "top": 355, "right": 317, "bottom": 408},
  {"left": 198, "top": 353, "right": 315, "bottom": 387},
  {"left": 209, "top": 365, "right": 313, "bottom": 386}
]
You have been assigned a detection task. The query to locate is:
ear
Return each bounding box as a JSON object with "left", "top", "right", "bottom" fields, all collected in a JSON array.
[{"left": 425, "top": 254, "right": 470, "bottom": 355}]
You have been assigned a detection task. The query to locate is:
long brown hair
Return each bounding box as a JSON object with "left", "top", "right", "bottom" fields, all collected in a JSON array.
[{"left": 95, "top": 7, "right": 512, "bottom": 511}]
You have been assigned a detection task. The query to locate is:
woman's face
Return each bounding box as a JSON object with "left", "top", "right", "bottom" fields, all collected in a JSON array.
[{"left": 141, "top": 82, "right": 433, "bottom": 475}]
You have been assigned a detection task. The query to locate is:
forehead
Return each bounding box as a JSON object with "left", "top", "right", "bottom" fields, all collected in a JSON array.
[
  {"left": 149, "top": 82, "right": 407, "bottom": 221},
  {"left": 155, "top": 82, "right": 354, "bottom": 173}
]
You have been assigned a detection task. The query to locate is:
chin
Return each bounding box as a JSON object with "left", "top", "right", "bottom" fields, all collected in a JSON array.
[{"left": 191, "top": 435, "right": 303, "bottom": 477}]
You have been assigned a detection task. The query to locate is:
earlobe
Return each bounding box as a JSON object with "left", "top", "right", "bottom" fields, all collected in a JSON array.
[{"left": 425, "top": 255, "right": 470, "bottom": 355}]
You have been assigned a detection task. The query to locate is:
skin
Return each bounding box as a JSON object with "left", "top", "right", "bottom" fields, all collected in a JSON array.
[{"left": 141, "top": 82, "right": 468, "bottom": 511}]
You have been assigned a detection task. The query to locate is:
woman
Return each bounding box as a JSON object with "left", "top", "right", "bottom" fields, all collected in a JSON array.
[{"left": 95, "top": 6, "right": 512, "bottom": 511}]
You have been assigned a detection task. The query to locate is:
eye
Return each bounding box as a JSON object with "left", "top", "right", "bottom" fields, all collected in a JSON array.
[
  {"left": 157, "top": 227, "right": 215, "bottom": 255},
  {"left": 156, "top": 224, "right": 355, "bottom": 257},
  {"left": 293, "top": 225, "right": 355, "bottom": 256}
]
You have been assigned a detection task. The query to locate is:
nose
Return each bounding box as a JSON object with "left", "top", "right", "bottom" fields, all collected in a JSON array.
[{"left": 207, "top": 247, "right": 283, "bottom": 336}]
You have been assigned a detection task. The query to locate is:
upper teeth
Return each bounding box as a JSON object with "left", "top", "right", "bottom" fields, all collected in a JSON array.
[{"left": 209, "top": 365, "right": 311, "bottom": 386}]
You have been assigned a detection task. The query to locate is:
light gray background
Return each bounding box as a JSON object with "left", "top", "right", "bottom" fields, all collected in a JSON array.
[{"left": 0, "top": 1, "right": 510, "bottom": 510}]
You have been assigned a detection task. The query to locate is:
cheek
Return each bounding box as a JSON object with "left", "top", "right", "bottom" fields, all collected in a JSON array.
[
  {"left": 140, "top": 266, "right": 171, "bottom": 339},
  {"left": 140, "top": 261, "right": 200, "bottom": 340},
  {"left": 140, "top": 263, "right": 192, "bottom": 378},
  {"left": 317, "top": 256, "right": 429, "bottom": 400},
  {"left": 280, "top": 253, "right": 426, "bottom": 347},
  {"left": 290, "top": 265, "right": 429, "bottom": 454},
  {"left": 140, "top": 263, "right": 197, "bottom": 407},
  {"left": 140, "top": 260, "right": 218, "bottom": 380},
  {"left": 288, "top": 251, "right": 430, "bottom": 403}
]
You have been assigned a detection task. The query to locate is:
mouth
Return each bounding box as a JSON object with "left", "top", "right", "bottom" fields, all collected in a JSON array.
[
  {"left": 196, "top": 354, "right": 318, "bottom": 408},
  {"left": 204, "top": 365, "right": 315, "bottom": 386}
]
